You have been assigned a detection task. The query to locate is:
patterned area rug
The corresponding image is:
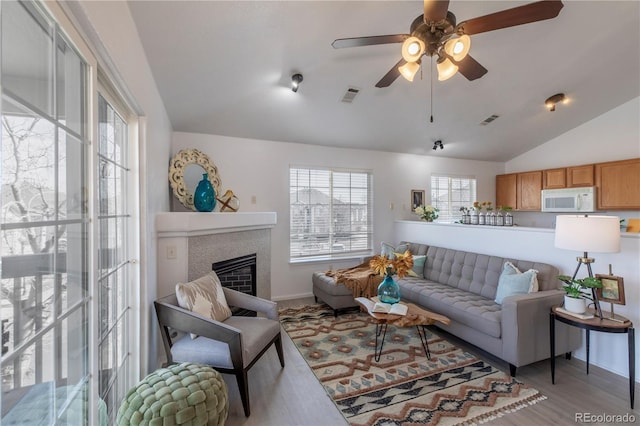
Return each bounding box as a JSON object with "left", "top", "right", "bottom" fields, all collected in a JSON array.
[{"left": 279, "top": 304, "right": 546, "bottom": 426}]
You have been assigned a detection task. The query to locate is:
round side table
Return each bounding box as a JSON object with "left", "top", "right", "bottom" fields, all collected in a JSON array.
[{"left": 550, "top": 306, "right": 635, "bottom": 409}]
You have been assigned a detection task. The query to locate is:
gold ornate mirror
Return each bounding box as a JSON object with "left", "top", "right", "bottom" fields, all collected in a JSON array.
[{"left": 169, "top": 149, "right": 222, "bottom": 211}]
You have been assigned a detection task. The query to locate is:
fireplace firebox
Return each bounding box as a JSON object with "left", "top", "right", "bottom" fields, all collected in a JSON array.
[{"left": 212, "top": 253, "right": 257, "bottom": 317}]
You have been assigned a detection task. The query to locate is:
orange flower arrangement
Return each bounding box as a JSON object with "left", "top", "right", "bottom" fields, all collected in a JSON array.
[{"left": 369, "top": 250, "right": 414, "bottom": 278}]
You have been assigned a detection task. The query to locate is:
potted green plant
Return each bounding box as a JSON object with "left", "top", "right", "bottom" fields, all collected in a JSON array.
[{"left": 558, "top": 275, "right": 603, "bottom": 314}]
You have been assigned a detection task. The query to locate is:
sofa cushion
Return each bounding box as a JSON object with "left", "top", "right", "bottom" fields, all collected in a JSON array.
[
  {"left": 422, "top": 247, "right": 502, "bottom": 299},
  {"left": 494, "top": 262, "right": 539, "bottom": 304},
  {"left": 171, "top": 316, "right": 281, "bottom": 369},
  {"left": 399, "top": 277, "right": 502, "bottom": 338}
]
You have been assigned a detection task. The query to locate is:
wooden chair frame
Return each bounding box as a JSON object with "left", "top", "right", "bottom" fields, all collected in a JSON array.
[{"left": 154, "top": 288, "right": 284, "bottom": 416}]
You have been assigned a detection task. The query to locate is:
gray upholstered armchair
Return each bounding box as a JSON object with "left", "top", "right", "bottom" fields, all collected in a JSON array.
[{"left": 154, "top": 287, "right": 284, "bottom": 417}]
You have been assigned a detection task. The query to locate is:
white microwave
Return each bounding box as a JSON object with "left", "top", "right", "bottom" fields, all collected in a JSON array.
[{"left": 541, "top": 187, "right": 596, "bottom": 212}]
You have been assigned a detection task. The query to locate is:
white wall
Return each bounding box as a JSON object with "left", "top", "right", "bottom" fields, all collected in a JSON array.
[
  {"left": 172, "top": 132, "right": 503, "bottom": 301},
  {"left": 505, "top": 97, "right": 640, "bottom": 228},
  {"left": 72, "top": 1, "right": 173, "bottom": 374},
  {"left": 507, "top": 97, "right": 640, "bottom": 172},
  {"left": 395, "top": 221, "right": 640, "bottom": 384}
]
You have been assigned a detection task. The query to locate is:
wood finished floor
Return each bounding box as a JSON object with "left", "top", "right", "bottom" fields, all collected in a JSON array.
[{"left": 222, "top": 298, "right": 639, "bottom": 426}]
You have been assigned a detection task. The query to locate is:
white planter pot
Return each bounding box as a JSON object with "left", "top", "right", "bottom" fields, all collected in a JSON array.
[{"left": 564, "top": 295, "right": 587, "bottom": 314}]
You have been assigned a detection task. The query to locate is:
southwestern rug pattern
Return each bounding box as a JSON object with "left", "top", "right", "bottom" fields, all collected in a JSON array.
[{"left": 279, "top": 304, "right": 546, "bottom": 426}]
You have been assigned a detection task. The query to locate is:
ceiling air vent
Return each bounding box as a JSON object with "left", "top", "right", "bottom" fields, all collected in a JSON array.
[
  {"left": 341, "top": 87, "right": 360, "bottom": 103},
  {"left": 480, "top": 114, "right": 500, "bottom": 126}
]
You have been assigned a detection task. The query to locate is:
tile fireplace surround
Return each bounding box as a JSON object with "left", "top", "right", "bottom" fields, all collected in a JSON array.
[{"left": 155, "top": 212, "right": 277, "bottom": 300}]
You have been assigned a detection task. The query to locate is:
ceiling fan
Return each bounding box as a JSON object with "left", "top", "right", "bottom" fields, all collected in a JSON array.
[{"left": 332, "top": 0, "right": 564, "bottom": 87}]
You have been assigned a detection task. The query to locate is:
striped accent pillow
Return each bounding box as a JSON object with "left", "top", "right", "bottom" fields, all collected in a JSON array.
[{"left": 176, "top": 271, "right": 232, "bottom": 338}]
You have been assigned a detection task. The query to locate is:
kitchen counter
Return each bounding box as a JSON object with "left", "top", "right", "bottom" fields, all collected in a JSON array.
[{"left": 394, "top": 220, "right": 639, "bottom": 238}]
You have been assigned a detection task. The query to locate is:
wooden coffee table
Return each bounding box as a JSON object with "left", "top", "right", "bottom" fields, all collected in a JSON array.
[{"left": 355, "top": 297, "right": 451, "bottom": 361}]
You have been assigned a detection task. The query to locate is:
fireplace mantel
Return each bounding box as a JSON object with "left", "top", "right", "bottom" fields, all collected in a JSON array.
[
  {"left": 156, "top": 211, "right": 277, "bottom": 302},
  {"left": 156, "top": 212, "right": 277, "bottom": 237}
]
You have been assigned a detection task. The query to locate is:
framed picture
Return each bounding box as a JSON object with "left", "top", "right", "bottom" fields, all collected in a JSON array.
[
  {"left": 596, "top": 274, "right": 625, "bottom": 305},
  {"left": 411, "top": 190, "right": 425, "bottom": 211}
]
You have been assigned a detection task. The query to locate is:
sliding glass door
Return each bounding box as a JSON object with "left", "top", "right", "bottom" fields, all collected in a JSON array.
[
  {"left": 1, "top": 2, "right": 140, "bottom": 424},
  {"left": 1, "top": 1, "right": 90, "bottom": 423}
]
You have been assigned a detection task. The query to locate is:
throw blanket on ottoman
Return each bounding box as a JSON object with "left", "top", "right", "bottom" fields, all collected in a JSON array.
[{"left": 325, "top": 262, "right": 382, "bottom": 298}]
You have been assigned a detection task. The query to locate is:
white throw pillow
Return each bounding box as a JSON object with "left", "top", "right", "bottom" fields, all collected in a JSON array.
[
  {"left": 381, "top": 242, "right": 409, "bottom": 259},
  {"left": 176, "top": 271, "right": 232, "bottom": 338}
]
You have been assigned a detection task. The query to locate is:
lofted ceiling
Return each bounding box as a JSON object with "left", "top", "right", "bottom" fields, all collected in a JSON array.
[{"left": 127, "top": 1, "right": 640, "bottom": 162}]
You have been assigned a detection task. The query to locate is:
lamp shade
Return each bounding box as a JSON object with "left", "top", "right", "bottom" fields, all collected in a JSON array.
[
  {"left": 437, "top": 57, "right": 458, "bottom": 81},
  {"left": 554, "top": 215, "right": 621, "bottom": 253},
  {"left": 444, "top": 35, "right": 471, "bottom": 62},
  {"left": 401, "top": 37, "right": 425, "bottom": 63},
  {"left": 398, "top": 61, "right": 420, "bottom": 81}
]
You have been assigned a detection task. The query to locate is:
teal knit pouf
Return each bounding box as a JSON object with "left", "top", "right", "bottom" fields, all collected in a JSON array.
[{"left": 117, "top": 362, "right": 228, "bottom": 426}]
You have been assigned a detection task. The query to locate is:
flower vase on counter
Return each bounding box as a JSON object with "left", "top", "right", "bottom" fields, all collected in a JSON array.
[
  {"left": 459, "top": 208, "right": 470, "bottom": 224},
  {"left": 505, "top": 212, "right": 513, "bottom": 226},
  {"left": 478, "top": 212, "right": 486, "bottom": 225},
  {"left": 496, "top": 211, "right": 504, "bottom": 226},
  {"left": 414, "top": 205, "right": 439, "bottom": 222},
  {"left": 470, "top": 210, "right": 479, "bottom": 225},
  {"left": 487, "top": 211, "right": 496, "bottom": 225}
]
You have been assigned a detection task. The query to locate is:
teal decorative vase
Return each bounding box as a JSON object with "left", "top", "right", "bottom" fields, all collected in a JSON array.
[
  {"left": 377, "top": 274, "right": 400, "bottom": 304},
  {"left": 194, "top": 173, "right": 216, "bottom": 212}
]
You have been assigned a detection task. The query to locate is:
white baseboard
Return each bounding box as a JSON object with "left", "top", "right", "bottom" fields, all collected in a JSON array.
[{"left": 272, "top": 292, "right": 314, "bottom": 302}]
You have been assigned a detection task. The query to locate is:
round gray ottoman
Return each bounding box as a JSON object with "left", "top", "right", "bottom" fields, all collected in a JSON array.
[{"left": 117, "top": 362, "right": 228, "bottom": 426}]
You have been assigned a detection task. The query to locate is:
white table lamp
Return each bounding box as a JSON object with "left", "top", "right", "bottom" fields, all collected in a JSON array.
[{"left": 554, "top": 214, "right": 620, "bottom": 317}]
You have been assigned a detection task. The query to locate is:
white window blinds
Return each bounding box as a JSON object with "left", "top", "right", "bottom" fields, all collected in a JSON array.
[
  {"left": 290, "top": 167, "right": 372, "bottom": 259},
  {"left": 431, "top": 174, "right": 477, "bottom": 223}
]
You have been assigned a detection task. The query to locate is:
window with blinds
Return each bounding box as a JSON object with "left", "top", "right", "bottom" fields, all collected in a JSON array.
[
  {"left": 290, "top": 167, "right": 372, "bottom": 260},
  {"left": 431, "top": 174, "right": 477, "bottom": 223}
]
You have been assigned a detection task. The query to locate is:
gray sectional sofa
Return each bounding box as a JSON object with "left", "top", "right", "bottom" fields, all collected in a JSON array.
[{"left": 312, "top": 241, "right": 581, "bottom": 375}]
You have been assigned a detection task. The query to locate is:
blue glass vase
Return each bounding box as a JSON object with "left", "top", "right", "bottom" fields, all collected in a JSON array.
[
  {"left": 193, "top": 173, "right": 216, "bottom": 212},
  {"left": 377, "top": 274, "right": 400, "bottom": 304}
]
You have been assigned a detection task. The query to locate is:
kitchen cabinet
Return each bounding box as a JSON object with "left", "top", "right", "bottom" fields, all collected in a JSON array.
[
  {"left": 496, "top": 173, "right": 517, "bottom": 209},
  {"left": 543, "top": 165, "right": 594, "bottom": 189},
  {"left": 543, "top": 168, "right": 566, "bottom": 189},
  {"left": 567, "top": 164, "right": 594, "bottom": 187},
  {"left": 517, "top": 171, "right": 542, "bottom": 210},
  {"left": 496, "top": 171, "right": 542, "bottom": 211},
  {"left": 595, "top": 158, "right": 640, "bottom": 209}
]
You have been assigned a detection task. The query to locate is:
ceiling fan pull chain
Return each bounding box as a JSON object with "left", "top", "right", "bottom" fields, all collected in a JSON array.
[{"left": 430, "top": 57, "right": 434, "bottom": 123}]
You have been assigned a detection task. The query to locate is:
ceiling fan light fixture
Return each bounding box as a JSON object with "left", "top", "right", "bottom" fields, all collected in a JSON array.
[
  {"left": 398, "top": 61, "right": 420, "bottom": 82},
  {"left": 401, "top": 36, "right": 425, "bottom": 62},
  {"left": 444, "top": 35, "right": 471, "bottom": 62},
  {"left": 436, "top": 57, "right": 458, "bottom": 81}
]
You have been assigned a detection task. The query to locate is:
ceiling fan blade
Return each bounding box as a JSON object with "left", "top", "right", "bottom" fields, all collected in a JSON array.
[
  {"left": 375, "top": 58, "right": 406, "bottom": 88},
  {"left": 456, "top": 0, "right": 563, "bottom": 35},
  {"left": 332, "top": 34, "right": 409, "bottom": 49},
  {"left": 423, "top": 0, "right": 450, "bottom": 23},
  {"left": 453, "top": 55, "right": 488, "bottom": 81}
]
